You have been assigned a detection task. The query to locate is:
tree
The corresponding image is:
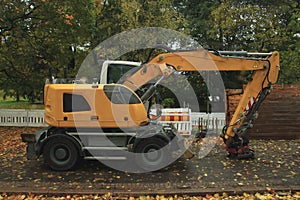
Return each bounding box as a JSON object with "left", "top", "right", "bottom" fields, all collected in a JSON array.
[
  {"left": 0, "top": 0, "right": 188, "bottom": 102},
  {"left": 1, "top": 0, "right": 298, "bottom": 103},
  {"left": 176, "top": 0, "right": 299, "bottom": 84},
  {"left": 206, "top": 0, "right": 299, "bottom": 84},
  {"left": 173, "top": 0, "right": 221, "bottom": 48},
  {"left": 0, "top": 0, "right": 94, "bottom": 101},
  {"left": 207, "top": 1, "right": 290, "bottom": 51},
  {"left": 92, "top": 0, "right": 187, "bottom": 61},
  {"left": 279, "top": 2, "right": 300, "bottom": 83}
]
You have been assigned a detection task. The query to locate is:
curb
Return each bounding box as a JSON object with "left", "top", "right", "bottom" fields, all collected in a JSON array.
[{"left": 1, "top": 186, "right": 299, "bottom": 197}]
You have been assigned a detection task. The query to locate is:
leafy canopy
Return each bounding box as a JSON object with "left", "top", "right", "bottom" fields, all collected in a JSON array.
[{"left": 0, "top": 0, "right": 299, "bottom": 102}]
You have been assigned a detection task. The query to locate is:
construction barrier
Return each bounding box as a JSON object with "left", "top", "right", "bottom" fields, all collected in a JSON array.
[
  {"left": 0, "top": 109, "right": 46, "bottom": 127},
  {"left": 0, "top": 109, "right": 226, "bottom": 133},
  {"left": 152, "top": 108, "right": 226, "bottom": 135},
  {"left": 153, "top": 108, "right": 193, "bottom": 135}
]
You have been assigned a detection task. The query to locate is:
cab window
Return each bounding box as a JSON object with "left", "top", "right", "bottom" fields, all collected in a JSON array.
[
  {"left": 104, "top": 85, "right": 141, "bottom": 104},
  {"left": 63, "top": 93, "right": 91, "bottom": 112}
]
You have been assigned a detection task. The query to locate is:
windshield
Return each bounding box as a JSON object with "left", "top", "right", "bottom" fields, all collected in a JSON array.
[{"left": 107, "top": 64, "right": 138, "bottom": 84}]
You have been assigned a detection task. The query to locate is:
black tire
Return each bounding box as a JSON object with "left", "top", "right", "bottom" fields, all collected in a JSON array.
[
  {"left": 43, "top": 137, "right": 79, "bottom": 171},
  {"left": 134, "top": 137, "right": 170, "bottom": 171}
]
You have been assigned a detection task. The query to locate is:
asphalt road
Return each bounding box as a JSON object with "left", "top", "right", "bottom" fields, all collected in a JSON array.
[{"left": 0, "top": 127, "right": 299, "bottom": 196}]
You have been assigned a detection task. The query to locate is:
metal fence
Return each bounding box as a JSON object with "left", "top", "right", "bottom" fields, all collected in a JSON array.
[
  {"left": 0, "top": 109, "right": 226, "bottom": 131},
  {"left": 191, "top": 112, "right": 226, "bottom": 132}
]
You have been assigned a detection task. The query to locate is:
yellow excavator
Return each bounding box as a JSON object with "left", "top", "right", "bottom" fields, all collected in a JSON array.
[{"left": 21, "top": 48, "right": 279, "bottom": 171}]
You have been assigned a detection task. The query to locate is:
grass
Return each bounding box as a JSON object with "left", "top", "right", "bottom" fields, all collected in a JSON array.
[
  {"left": 0, "top": 100, "right": 44, "bottom": 109},
  {"left": 0, "top": 91, "right": 44, "bottom": 109}
]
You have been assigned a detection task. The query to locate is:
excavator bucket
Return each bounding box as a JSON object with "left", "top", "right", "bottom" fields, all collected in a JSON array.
[
  {"left": 182, "top": 137, "right": 195, "bottom": 159},
  {"left": 183, "top": 148, "right": 195, "bottom": 159}
]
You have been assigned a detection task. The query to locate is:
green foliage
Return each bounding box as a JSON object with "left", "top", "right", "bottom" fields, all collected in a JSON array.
[
  {"left": 0, "top": 0, "right": 187, "bottom": 103},
  {"left": 0, "top": 0, "right": 299, "bottom": 104},
  {"left": 207, "top": 1, "right": 290, "bottom": 51},
  {"left": 0, "top": 100, "right": 44, "bottom": 109},
  {"left": 206, "top": 0, "right": 299, "bottom": 84},
  {"left": 0, "top": 0, "right": 94, "bottom": 102},
  {"left": 173, "top": 0, "right": 220, "bottom": 47},
  {"left": 177, "top": 0, "right": 299, "bottom": 85},
  {"left": 92, "top": 0, "right": 187, "bottom": 61},
  {"left": 280, "top": 47, "right": 300, "bottom": 84},
  {"left": 279, "top": 5, "right": 300, "bottom": 83},
  {"left": 161, "top": 98, "right": 175, "bottom": 108}
]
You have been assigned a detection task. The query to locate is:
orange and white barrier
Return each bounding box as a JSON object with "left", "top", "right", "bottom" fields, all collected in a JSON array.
[{"left": 151, "top": 108, "right": 192, "bottom": 135}]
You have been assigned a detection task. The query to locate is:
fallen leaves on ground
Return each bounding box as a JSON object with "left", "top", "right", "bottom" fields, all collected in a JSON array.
[
  {"left": 1, "top": 192, "right": 300, "bottom": 200},
  {"left": 0, "top": 127, "right": 300, "bottom": 197}
]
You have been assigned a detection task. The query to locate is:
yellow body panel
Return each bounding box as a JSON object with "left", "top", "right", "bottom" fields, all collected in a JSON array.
[{"left": 44, "top": 84, "right": 148, "bottom": 128}]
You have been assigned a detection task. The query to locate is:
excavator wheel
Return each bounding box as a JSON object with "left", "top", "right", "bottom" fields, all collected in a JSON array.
[
  {"left": 43, "top": 137, "right": 80, "bottom": 171},
  {"left": 134, "top": 137, "right": 170, "bottom": 171}
]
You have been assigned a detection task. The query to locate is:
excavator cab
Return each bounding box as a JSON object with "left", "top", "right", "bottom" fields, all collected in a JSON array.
[{"left": 44, "top": 83, "right": 149, "bottom": 128}]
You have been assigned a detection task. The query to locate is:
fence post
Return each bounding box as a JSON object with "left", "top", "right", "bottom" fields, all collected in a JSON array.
[{"left": 26, "top": 110, "right": 29, "bottom": 127}]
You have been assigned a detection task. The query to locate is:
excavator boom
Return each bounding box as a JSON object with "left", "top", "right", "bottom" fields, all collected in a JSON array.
[{"left": 120, "top": 49, "right": 280, "bottom": 158}]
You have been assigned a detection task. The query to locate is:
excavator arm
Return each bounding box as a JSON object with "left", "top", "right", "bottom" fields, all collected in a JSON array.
[
  {"left": 120, "top": 49, "right": 280, "bottom": 158},
  {"left": 120, "top": 63, "right": 173, "bottom": 92}
]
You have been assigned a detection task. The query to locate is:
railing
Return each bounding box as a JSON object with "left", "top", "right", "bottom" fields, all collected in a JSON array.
[
  {"left": 0, "top": 109, "right": 46, "bottom": 127},
  {"left": 191, "top": 112, "right": 226, "bottom": 132},
  {"left": 0, "top": 109, "right": 226, "bottom": 133}
]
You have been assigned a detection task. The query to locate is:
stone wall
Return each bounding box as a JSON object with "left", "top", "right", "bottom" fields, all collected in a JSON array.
[{"left": 226, "top": 84, "right": 300, "bottom": 139}]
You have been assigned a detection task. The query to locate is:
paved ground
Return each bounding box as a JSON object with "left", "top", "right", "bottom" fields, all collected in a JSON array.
[{"left": 0, "top": 127, "right": 299, "bottom": 196}]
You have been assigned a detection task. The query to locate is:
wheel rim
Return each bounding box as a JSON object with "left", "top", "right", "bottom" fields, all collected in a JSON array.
[
  {"left": 50, "top": 145, "right": 71, "bottom": 164},
  {"left": 54, "top": 148, "right": 68, "bottom": 160},
  {"left": 142, "top": 144, "right": 164, "bottom": 165}
]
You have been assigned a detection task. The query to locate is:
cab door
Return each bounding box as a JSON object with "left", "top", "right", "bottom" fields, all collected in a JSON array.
[{"left": 97, "top": 85, "right": 148, "bottom": 128}]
